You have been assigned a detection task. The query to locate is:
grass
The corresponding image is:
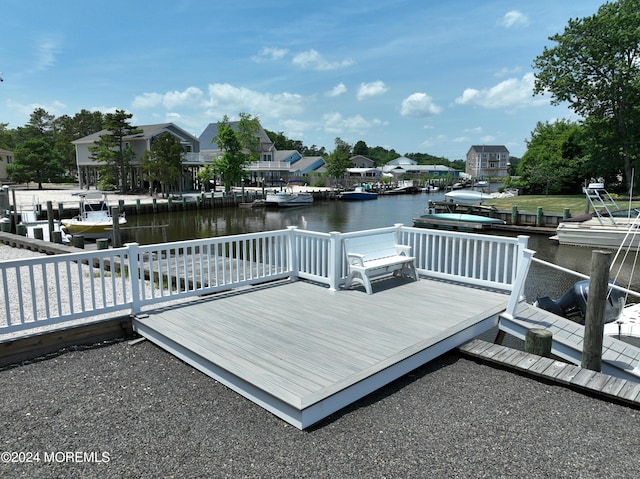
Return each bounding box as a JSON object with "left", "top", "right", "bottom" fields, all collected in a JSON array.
[{"left": 485, "top": 194, "right": 640, "bottom": 215}]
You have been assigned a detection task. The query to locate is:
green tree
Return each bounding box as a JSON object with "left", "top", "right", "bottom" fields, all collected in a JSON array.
[
  {"left": 353, "top": 140, "right": 369, "bottom": 157},
  {"left": 518, "top": 120, "right": 587, "bottom": 195},
  {"left": 213, "top": 113, "right": 260, "bottom": 192},
  {"left": 533, "top": 0, "right": 640, "bottom": 192},
  {"left": 141, "top": 133, "right": 185, "bottom": 196},
  {"left": 8, "top": 137, "right": 64, "bottom": 189},
  {"left": 324, "top": 138, "right": 352, "bottom": 185},
  {"left": 90, "top": 110, "right": 141, "bottom": 192}
]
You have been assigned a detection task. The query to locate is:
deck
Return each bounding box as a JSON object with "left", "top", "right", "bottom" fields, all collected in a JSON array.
[
  {"left": 133, "top": 276, "right": 510, "bottom": 429},
  {"left": 499, "top": 303, "right": 640, "bottom": 381}
]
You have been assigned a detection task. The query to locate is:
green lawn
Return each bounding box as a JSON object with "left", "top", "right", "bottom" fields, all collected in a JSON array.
[{"left": 485, "top": 194, "right": 640, "bottom": 215}]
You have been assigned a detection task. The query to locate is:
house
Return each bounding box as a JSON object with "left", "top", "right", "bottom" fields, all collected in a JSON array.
[
  {"left": 382, "top": 156, "right": 458, "bottom": 178},
  {"left": 198, "top": 122, "right": 325, "bottom": 186},
  {"left": 0, "top": 149, "right": 13, "bottom": 182},
  {"left": 73, "top": 123, "right": 200, "bottom": 190},
  {"left": 466, "top": 145, "right": 510, "bottom": 178}
]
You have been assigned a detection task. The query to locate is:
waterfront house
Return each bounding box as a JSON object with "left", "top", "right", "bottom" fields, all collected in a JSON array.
[
  {"left": 465, "top": 145, "right": 510, "bottom": 179},
  {"left": 73, "top": 123, "right": 201, "bottom": 190}
]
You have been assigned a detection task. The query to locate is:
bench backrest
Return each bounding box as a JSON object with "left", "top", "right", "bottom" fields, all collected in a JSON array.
[{"left": 344, "top": 232, "right": 399, "bottom": 261}]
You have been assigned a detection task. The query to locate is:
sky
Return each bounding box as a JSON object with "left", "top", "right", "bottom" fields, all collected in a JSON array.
[{"left": 1, "top": 0, "right": 606, "bottom": 159}]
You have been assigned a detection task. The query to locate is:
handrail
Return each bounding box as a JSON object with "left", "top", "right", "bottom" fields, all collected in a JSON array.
[
  {"left": 531, "top": 256, "right": 640, "bottom": 300},
  {"left": 0, "top": 226, "right": 530, "bottom": 337}
]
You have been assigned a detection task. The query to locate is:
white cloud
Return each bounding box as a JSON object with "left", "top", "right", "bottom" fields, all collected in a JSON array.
[
  {"left": 132, "top": 87, "right": 204, "bottom": 110},
  {"left": 292, "top": 49, "right": 353, "bottom": 71},
  {"left": 494, "top": 66, "right": 522, "bottom": 78},
  {"left": 357, "top": 81, "right": 388, "bottom": 100},
  {"left": 326, "top": 83, "right": 347, "bottom": 97},
  {"left": 34, "top": 38, "right": 61, "bottom": 72},
  {"left": 454, "top": 73, "right": 548, "bottom": 109},
  {"left": 132, "top": 92, "right": 164, "bottom": 109},
  {"left": 322, "top": 112, "right": 381, "bottom": 135},
  {"left": 252, "top": 47, "right": 289, "bottom": 62},
  {"left": 400, "top": 92, "right": 442, "bottom": 117},
  {"left": 206, "top": 83, "right": 304, "bottom": 118},
  {"left": 499, "top": 10, "right": 529, "bottom": 29},
  {"left": 6, "top": 98, "right": 66, "bottom": 122},
  {"left": 163, "top": 87, "right": 204, "bottom": 109}
]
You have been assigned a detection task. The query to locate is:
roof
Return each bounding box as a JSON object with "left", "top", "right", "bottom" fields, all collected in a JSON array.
[
  {"left": 386, "top": 156, "right": 416, "bottom": 166},
  {"left": 467, "top": 145, "right": 509, "bottom": 154},
  {"left": 199, "top": 121, "right": 273, "bottom": 151},
  {"left": 290, "top": 156, "right": 325, "bottom": 174},
  {"left": 72, "top": 123, "right": 200, "bottom": 146}
]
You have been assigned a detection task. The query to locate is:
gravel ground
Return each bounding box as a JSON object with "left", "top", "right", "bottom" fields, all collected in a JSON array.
[{"left": 0, "top": 339, "right": 639, "bottom": 479}]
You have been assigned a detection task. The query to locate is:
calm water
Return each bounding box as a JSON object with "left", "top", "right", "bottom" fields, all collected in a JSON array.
[{"left": 123, "top": 192, "right": 640, "bottom": 301}]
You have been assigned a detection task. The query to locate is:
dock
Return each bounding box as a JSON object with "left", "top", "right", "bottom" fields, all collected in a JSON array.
[
  {"left": 133, "top": 276, "right": 510, "bottom": 429},
  {"left": 499, "top": 302, "right": 640, "bottom": 382}
]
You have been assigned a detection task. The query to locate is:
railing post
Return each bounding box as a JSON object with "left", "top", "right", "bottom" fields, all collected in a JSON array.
[
  {"left": 328, "top": 231, "right": 342, "bottom": 291},
  {"left": 287, "top": 226, "right": 299, "bottom": 281},
  {"left": 126, "top": 242, "right": 141, "bottom": 315},
  {"left": 504, "top": 245, "right": 535, "bottom": 320}
]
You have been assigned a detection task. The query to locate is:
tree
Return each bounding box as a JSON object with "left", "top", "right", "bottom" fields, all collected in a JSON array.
[
  {"left": 533, "top": 0, "right": 640, "bottom": 193},
  {"left": 518, "top": 120, "right": 587, "bottom": 195},
  {"left": 8, "top": 138, "right": 65, "bottom": 189},
  {"left": 353, "top": 140, "right": 369, "bottom": 157},
  {"left": 141, "top": 133, "right": 185, "bottom": 196},
  {"left": 90, "top": 110, "right": 141, "bottom": 192},
  {"left": 213, "top": 113, "right": 260, "bottom": 192},
  {"left": 324, "top": 138, "right": 352, "bottom": 185}
]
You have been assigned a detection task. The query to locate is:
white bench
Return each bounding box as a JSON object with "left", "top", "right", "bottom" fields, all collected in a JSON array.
[{"left": 344, "top": 232, "right": 418, "bottom": 294}]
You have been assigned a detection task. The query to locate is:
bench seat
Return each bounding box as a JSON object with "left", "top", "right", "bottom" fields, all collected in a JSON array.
[{"left": 344, "top": 232, "right": 418, "bottom": 294}]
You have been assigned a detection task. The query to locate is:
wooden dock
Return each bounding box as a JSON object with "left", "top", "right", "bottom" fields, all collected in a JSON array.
[
  {"left": 133, "top": 276, "right": 510, "bottom": 429},
  {"left": 459, "top": 339, "right": 640, "bottom": 406},
  {"left": 499, "top": 303, "right": 640, "bottom": 382}
]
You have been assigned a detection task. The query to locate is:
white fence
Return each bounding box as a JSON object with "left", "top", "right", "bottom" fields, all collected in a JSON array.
[{"left": 0, "top": 226, "right": 531, "bottom": 335}]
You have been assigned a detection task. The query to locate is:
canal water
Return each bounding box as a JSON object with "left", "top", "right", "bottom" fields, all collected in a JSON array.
[{"left": 123, "top": 191, "right": 640, "bottom": 303}]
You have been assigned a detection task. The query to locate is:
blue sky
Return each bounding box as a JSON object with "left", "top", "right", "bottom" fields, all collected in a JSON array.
[{"left": 1, "top": 0, "right": 605, "bottom": 159}]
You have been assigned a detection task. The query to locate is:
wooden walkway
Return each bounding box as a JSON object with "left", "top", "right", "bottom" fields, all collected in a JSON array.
[
  {"left": 133, "top": 276, "right": 510, "bottom": 429},
  {"left": 499, "top": 303, "right": 640, "bottom": 382},
  {"left": 459, "top": 339, "right": 640, "bottom": 406}
]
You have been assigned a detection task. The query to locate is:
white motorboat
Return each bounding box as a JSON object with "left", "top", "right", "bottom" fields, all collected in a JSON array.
[
  {"left": 60, "top": 192, "right": 126, "bottom": 239},
  {"left": 445, "top": 189, "right": 493, "bottom": 202},
  {"left": 553, "top": 182, "right": 640, "bottom": 251},
  {"left": 264, "top": 189, "right": 314, "bottom": 207}
]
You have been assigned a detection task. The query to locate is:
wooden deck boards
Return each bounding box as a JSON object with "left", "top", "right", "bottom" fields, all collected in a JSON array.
[
  {"left": 499, "top": 302, "right": 640, "bottom": 382},
  {"left": 459, "top": 338, "right": 640, "bottom": 406},
  {"left": 133, "top": 276, "right": 510, "bottom": 428}
]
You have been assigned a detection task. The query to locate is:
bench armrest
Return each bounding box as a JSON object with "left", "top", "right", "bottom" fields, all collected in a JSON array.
[
  {"left": 347, "top": 252, "right": 366, "bottom": 267},
  {"left": 395, "top": 245, "right": 412, "bottom": 256}
]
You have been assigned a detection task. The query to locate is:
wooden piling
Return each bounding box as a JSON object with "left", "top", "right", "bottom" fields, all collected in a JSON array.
[
  {"left": 582, "top": 250, "right": 612, "bottom": 372},
  {"left": 47, "top": 201, "right": 54, "bottom": 238},
  {"left": 111, "top": 206, "right": 121, "bottom": 248},
  {"left": 525, "top": 328, "right": 552, "bottom": 357},
  {"left": 72, "top": 234, "right": 85, "bottom": 249}
]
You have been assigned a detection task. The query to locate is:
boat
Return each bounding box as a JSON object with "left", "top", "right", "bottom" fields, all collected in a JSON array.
[
  {"left": 413, "top": 212, "right": 505, "bottom": 230},
  {"left": 534, "top": 279, "right": 640, "bottom": 339},
  {"left": 553, "top": 182, "right": 640, "bottom": 251},
  {"left": 444, "top": 190, "right": 494, "bottom": 203},
  {"left": 264, "top": 189, "right": 314, "bottom": 207},
  {"left": 338, "top": 186, "right": 378, "bottom": 201},
  {"left": 60, "top": 192, "right": 126, "bottom": 239}
]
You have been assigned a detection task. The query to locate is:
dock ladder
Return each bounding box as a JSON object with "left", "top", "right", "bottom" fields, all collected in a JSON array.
[{"left": 584, "top": 182, "right": 619, "bottom": 225}]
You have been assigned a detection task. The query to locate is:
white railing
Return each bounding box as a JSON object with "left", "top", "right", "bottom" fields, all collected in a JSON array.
[{"left": 0, "top": 226, "right": 531, "bottom": 336}]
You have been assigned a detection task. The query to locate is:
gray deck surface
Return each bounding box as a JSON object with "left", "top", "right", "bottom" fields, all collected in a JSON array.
[
  {"left": 134, "top": 275, "right": 510, "bottom": 428},
  {"left": 499, "top": 302, "right": 640, "bottom": 381}
]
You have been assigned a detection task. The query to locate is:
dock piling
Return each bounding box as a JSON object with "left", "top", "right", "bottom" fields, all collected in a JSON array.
[{"left": 582, "top": 250, "right": 612, "bottom": 372}]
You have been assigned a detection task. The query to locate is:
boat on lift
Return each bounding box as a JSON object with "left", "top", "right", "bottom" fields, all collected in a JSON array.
[
  {"left": 60, "top": 192, "right": 126, "bottom": 239},
  {"left": 553, "top": 182, "right": 640, "bottom": 251}
]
